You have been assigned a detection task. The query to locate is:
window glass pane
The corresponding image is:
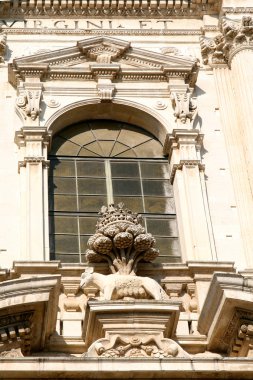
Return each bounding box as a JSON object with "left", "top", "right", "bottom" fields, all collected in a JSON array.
[
  {"left": 146, "top": 218, "right": 178, "bottom": 237},
  {"left": 142, "top": 180, "right": 173, "bottom": 196},
  {"left": 51, "top": 178, "right": 76, "bottom": 194},
  {"left": 80, "top": 235, "right": 90, "bottom": 253},
  {"left": 114, "top": 196, "right": 144, "bottom": 213},
  {"left": 77, "top": 161, "right": 105, "bottom": 177},
  {"left": 141, "top": 162, "right": 170, "bottom": 179},
  {"left": 112, "top": 179, "right": 142, "bottom": 196},
  {"left": 51, "top": 137, "right": 81, "bottom": 156},
  {"left": 51, "top": 195, "right": 77, "bottom": 212},
  {"left": 133, "top": 140, "right": 164, "bottom": 158},
  {"left": 155, "top": 255, "right": 181, "bottom": 264},
  {"left": 155, "top": 237, "right": 180, "bottom": 256},
  {"left": 52, "top": 216, "right": 78, "bottom": 234},
  {"left": 49, "top": 159, "right": 75, "bottom": 177},
  {"left": 55, "top": 253, "right": 80, "bottom": 263},
  {"left": 54, "top": 234, "right": 79, "bottom": 253},
  {"left": 78, "top": 196, "right": 107, "bottom": 212},
  {"left": 144, "top": 197, "right": 175, "bottom": 213},
  {"left": 79, "top": 217, "right": 99, "bottom": 235},
  {"left": 111, "top": 162, "right": 139, "bottom": 178},
  {"left": 78, "top": 178, "right": 106, "bottom": 195}
]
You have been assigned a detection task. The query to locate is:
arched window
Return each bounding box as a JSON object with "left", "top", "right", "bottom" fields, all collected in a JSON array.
[{"left": 49, "top": 120, "right": 180, "bottom": 263}]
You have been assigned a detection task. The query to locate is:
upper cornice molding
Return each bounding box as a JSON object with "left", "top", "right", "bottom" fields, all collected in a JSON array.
[
  {"left": 200, "top": 16, "right": 253, "bottom": 67},
  {"left": 0, "top": 0, "right": 220, "bottom": 18},
  {"left": 9, "top": 36, "right": 199, "bottom": 88}
]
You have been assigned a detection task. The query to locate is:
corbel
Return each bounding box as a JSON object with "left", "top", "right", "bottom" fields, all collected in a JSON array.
[
  {"left": 90, "top": 63, "right": 120, "bottom": 102},
  {"left": 16, "top": 81, "right": 43, "bottom": 124},
  {"left": 168, "top": 83, "right": 197, "bottom": 125}
]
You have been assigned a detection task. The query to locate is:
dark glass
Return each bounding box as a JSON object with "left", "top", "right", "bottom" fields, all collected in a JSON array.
[
  {"left": 79, "top": 216, "right": 100, "bottom": 234},
  {"left": 80, "top": 235, "right": 91, "bottom": 252},
  {"left": 142, "top": 180, "right": 173, "bottom": 196},
  {"left": 77, "top": 160, "right": 105, "bottom": 177},
  {"left": 133, "top": 139, "right": 164, "bottom": 158},
  {"left": 52, "top": 216, "right": 78, "bottom": 234},
  {"left": 78, "top": 178, "right": 106, "bottom": 195},
  {"left": 111, "top": 162, "right": 139, "bottom": 178},
  {"left": 144, "top": 197, "right": 175, "bottom": 213},
  {"left": 55, "top": 253, "right": 80, "bottom": 263},
  {"left": 113, "top": 196, "right": 144, "bottom": 213},
  {"left": 110, "top": 142, "right": 130, "bottom": 157},
  {"left": 52, "top": 195, "right": 77, "bottom": 212},
  {"left": 155, "top": 237, "right": 180, "bottom": 256},
  {"left": 51, "top": 137, "right": 81, "bottom": 156},
  {"left": 78, "top": 195, "right": 107, "bottom": 212},
  {"left": 52, "top": 178, "right": 76, "bottom": 194},
  {"left": 146, "top": 218, "right": 178, "bottom": 237},
  {"left": 112, "top": 179, "right": 142, "bottom": 195},
  {"left": 54, "top": 234, "right": 79, "bottom": 253},
  {"left": 155, "top": 255, "right": 181, "bottom": 264},
  {"left": 49, "top": 159, "right": 75, "bottom": 177},
  {"left": 100, "top": 141, "right": 116, "bottom": 157},
  {"left": 141, "top": 162, "right": 170, "bottom": 179}
]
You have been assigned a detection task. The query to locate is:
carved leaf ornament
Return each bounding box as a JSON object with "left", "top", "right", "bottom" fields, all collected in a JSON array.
[{"left": 85, "top": 203, "right": 159, "bottom": 275}]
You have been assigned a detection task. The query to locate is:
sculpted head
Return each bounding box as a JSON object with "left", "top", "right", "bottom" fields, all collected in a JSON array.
[{"left": 80, "top": 267, "right": 94, "bottom": 288}]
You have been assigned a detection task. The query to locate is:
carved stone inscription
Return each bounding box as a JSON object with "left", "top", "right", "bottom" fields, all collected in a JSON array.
[{"left": 0, "top": 19, "right": 174, "bottom": 31}]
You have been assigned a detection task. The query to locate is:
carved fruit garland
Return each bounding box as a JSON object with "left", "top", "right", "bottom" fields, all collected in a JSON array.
[{"left": 86, "top": 203, "right": 159, "bottom": 275}]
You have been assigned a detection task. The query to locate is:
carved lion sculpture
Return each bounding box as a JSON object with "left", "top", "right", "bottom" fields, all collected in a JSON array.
[{"left": 80, "top": 268, "right": 169, "bottom": 301}]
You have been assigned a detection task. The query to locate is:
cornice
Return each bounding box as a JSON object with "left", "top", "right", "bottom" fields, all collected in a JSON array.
[
  {"left": 0, "top": 0, "right": 221, "bottom": 19},
  {"left": 9, "top": 36, "right": 199, "bottom": 88}
]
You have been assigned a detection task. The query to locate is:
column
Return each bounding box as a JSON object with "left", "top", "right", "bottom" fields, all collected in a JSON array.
[
  {"left": 229, "top": 48, "right": 253, "bottom": 193},
  {"left": 165, "top": 130, "right": 214, "bottom": 261}
]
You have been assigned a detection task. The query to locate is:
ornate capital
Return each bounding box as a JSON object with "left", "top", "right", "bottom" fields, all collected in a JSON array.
[
  {"left": 200, "top": 16, "right": 253, "bottom": 67},
  {"left": 15, "top": 127, "right": 51, "bottom": 172},
  {"left": 164, "top": 129, "right": 204, "bottom": 183}
]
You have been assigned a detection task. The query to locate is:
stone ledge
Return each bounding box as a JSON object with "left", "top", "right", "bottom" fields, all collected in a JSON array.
[{"left": 0, "top": 357, "right": 253, "bottom": 379}]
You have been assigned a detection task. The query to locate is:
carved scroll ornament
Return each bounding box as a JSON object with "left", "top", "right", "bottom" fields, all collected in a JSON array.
[
  {"left": 171, "top": 91, "right": 197, "bottom": 124},
  {"left": 85, "top": 335, "right": 189, "bottom": 358},
  {"left": 16, "top": 88, "right": 42, "bottom": 121}
]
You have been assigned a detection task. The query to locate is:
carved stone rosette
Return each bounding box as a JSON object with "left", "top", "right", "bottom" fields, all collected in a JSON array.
[{"left": 85, "top": 203, "right": 159, "bottom": 275}]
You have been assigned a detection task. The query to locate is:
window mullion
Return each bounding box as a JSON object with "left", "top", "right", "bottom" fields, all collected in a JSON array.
[{"left": 105, "top": 160, "right": 114, "bottom": 205}]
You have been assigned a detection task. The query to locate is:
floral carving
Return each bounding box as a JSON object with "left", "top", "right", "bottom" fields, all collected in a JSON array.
[
  {"left": 200, "top": 16, "right": 253, "bottom": 66},
  {"left": 85, "top": 203, "right": 159, "bottom": 275},
  {"left": 85, "top": 334, "right": 190, "bottom": 358},
  {"left": 0, "top": 33, "right": 7, "bottom": 63}
]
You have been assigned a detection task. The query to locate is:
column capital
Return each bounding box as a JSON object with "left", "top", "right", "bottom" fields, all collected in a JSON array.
[
  {"left": 164, "top": 129, "right": 204, "bottom": 183},
  {"left": 200, "top": 16, "right": 253, "bottom": 67}
]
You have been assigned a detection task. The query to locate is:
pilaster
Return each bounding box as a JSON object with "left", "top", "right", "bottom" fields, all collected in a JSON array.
[
  {"left": 15, "top": 127, "right": 51, "bottom": 261},
  {"left": 164, "top": 130, "right": 214, "bottom": 262}
]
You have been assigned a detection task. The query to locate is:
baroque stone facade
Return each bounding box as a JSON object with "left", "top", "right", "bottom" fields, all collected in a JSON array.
[{"left": 1, "top": 0, "right": 253, "bottom": 378}]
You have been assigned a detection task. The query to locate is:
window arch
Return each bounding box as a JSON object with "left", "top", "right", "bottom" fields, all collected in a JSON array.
[{"left": 49, "top": 120, "right": 180, "bottom": 263}]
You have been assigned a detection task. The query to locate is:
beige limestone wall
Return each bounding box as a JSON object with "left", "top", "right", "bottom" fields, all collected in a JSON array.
[{"left": 0, "top": 16, "right": 246, "bottom": 270}]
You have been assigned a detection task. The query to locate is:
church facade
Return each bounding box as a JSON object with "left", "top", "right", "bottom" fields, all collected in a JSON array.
[{"left": 0, "top": 0, "right": 253, "bottom": 378}]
